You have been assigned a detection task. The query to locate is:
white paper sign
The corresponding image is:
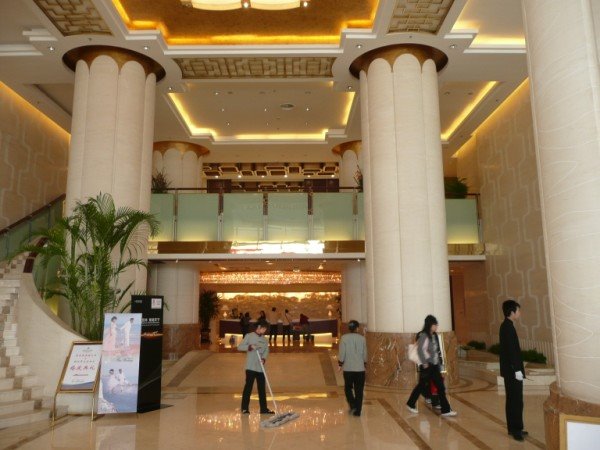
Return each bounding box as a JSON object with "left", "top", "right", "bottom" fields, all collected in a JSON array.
[{"left": 61, "top": 343, "right": 102, "bottom": 391}]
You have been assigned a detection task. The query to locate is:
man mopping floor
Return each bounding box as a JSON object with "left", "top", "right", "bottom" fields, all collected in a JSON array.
[{"left": 237, "top": 319, "right": 299, "bottom": 428}]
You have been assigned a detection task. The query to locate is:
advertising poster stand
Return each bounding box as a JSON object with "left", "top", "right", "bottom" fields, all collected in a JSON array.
[
  {"left": 131, "top": 295, "right": 164, "bottom": 413},
  {"left": 53, "top": 341, "right": 102, "bottom": 422}
]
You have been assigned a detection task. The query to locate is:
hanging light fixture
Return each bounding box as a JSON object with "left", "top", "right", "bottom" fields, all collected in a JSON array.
[{"left": 182, "top": 0, "right": 310, "bottom": 10}]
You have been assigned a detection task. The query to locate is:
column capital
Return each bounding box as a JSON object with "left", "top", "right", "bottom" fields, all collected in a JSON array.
[
  {"left": 332, "top": 140, "right": 361, "bottom": 156},
  {"left": 349, "top": 44, "right": 447, "bottom": 79},
  {"left": 63, "top": 45, "right": 165, "bottom": 81},
  {"left": 153, "top": 141, "right": 210, "bottom": 157}
]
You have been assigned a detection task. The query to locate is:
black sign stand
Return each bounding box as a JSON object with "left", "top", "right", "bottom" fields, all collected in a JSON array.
[{"left": 131, "top": 295, "right": 163, "bottom": 413}]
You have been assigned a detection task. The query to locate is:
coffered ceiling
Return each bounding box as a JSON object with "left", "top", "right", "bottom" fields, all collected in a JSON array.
[{"left": 0, "top": 0, "right": 529, "bottom": 175}]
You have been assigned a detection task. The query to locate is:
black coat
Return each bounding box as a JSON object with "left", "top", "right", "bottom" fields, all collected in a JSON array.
[{"left": 499, "top": 318, "right": 524, "bottom": 377}]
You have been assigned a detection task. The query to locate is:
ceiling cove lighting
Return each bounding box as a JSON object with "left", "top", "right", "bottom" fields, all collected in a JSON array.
[{"left": 181, "top": 0, "right": 309, "bottom": 10}]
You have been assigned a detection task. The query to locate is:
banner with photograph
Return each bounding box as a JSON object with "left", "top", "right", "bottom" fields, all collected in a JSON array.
[
  {"left": 131, "top": 295, "right": 163, "bottom": 413},
  {"left": 60, "top": 342, "right": 102, "bottom": 391},
  {"left": 98, "top": 313, "right": 142, "bottom": 414}
]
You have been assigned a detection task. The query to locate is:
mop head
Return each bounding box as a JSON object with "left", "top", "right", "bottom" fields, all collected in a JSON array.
[{"left": 260, "top": 411, "right": 300, "bottom": 428}]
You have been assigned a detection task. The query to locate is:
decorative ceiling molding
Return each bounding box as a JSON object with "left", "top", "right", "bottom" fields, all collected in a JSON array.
[
  {"left": 33, "top": 0, "right": 112, "bottom": 36},
  {"left": 174, "top": 57, "right": 335, "bottom": 79},
  {"left": 388, "top": 0, "right": 454, "bottom": 34},
  {"left": 202, "top": 161, "right": 339, "bottom": 180}
]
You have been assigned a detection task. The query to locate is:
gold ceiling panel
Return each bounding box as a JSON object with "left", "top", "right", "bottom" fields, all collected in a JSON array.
[
  {"left": 175, "top": 57, "right": 335, "bottom": 79},
  {"left": 33, "top": 0, "right": 112, "bottom": 36},
  {"left": 113, "top": 0, "right": 377, "bottom": 45},
  {"left": 388, "top": 0, "right": 454, "bottom": 34}
]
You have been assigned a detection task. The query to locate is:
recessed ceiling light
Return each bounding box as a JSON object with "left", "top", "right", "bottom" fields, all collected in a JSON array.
[
  {"left": 214, "top": 175, "right": 219, "bottom": 178},
  {"left": 214, "top": 91, "right": 220, "bottom": 95},
  {"left": 449, "top": 44, "right": 457, "bottom": 49},
  {"left": 266, "top": 122, "right": 270, "bottom": 126},
  {"left": 304, "top": 91, "right": 311, "bottom": 94},
  {"left": 305, "top": 121, "right": 308, "bottom": 125},
  {"left": 261, "top": 175, "right": 265, "bottom": 178},
  {"left": 468, "top": 92, "right": 473, "bottom": 96},
  {"left": 221, "top": 108, "right": 225, "bottom": 112},
  {"left": 284, "top": 174, "right": 288, "bottom": 178},
  {"left": 226, "top": 122, "right": 230, "bottom": 126},
  {"left": 168, "top": 86, "right": 173, "bottom": 91},
  {"left": 280, "top": 103, "right": 295, "bottom": 110},
  {"left": 331, "top": 174, "right": 335, "bottom": 178},
  {"left": 356, "top": 44, "right": 362, "bottom": 49},
  {"left": 143, "top": 45, "right": 149, "bottom": 50},
  {"left": 48, "top": 45, "right": 55, "bottom": 52},
  {"left": 302, "top": 0, "right": 308, "bottom": 7},
  {"left": 306, "top": 107, "right": 310, "bottom": 111},
  {"left": 347, "top": 85, "right": 352, "bottom": 90},
  {"left": 264, "top": 107, "right": 268, "bottom": 112},
  {"left": 307, "top": 175, "right": 311, "bottom": 178},
  {"left": 242, "top": 1, "right": 250, "bottom": 7},
  {"left": 444, "top": 91, "right": 450, "bottom": 95},
  {"left": 237, "top": 174, "right": 242, "bottom": 178}
]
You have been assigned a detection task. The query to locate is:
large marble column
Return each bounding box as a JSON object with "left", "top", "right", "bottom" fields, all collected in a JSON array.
[
  {"left": 341, "top": 261, "right": 367, "bottom": 329},
  {"left": 350, "top": 44, "right": 457, "bottom": 388},
  {"left": 152, "top": 141, "right": 209, "bottom": 189},
  {"left": 148, "top": 262, "right": 200, "bottom": 358},
  {"left": 332, "top": 141, "right": 361, "bottom": 189},
  {"left": 63, "top": 45, "right": 165, "bottom": 293},
  {"left": 522, "top": 2, "right": 600, "bottom": 448}
]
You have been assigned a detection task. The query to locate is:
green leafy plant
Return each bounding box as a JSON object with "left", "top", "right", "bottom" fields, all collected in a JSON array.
[
  {"left": 444, "top": 177, "right": 469, "bottom": 198},
  {"left": 199, "top": 290, "right": 220, "bottom": 331},
  {"left": 354, "top": 166, "right": 363, "bottom": 191},
  {"left": 521, "top": 349, "right": 547, "bottom": 364},
  {"left": 488, "top": 343, "right": 501, "bottom": 354},
  {"left": 467, "top": 340, "right": 486, "bottom": 350},
  {"left": 152, "top": 170, "right": 171, "bottom": 193},
  {"left": 14, "top": 193, "right": 159, "bottom": 340}
]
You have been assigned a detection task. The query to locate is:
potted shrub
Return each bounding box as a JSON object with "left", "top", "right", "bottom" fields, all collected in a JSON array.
[
  {"left": 152, "top": 170, "right": 171, "bottom": 193},
  {"left": 444, "top": 177, "right": 469, "bottom": 198},
  {"left": 199, "top": 290, "right": 220, "bottom": 343}
]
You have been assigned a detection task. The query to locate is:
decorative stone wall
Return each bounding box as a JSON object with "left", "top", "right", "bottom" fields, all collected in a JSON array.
[
  {"left": 220, "top": 292, "right": 340, "bottom": 321},
  {"left": 0, "top": 82, "right": 69, "bottom": 228},
  {"left": 456, "top": 80, "right": 553, "bottom": 359}
]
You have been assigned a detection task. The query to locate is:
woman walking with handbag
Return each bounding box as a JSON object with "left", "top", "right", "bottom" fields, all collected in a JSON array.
[{"left": 406, "top": 315, "right": 457, "bottom": 417}]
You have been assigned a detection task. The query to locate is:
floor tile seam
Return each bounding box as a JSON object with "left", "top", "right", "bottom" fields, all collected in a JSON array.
[
  {"left": 449, "top": 392, "right": 545, "bottom": 449},
  {"left": 376, "top": 398, "right": 432, "bottom": 450},
  {"left": 1, "top": 415, "right": 78, "bottom": 450}
]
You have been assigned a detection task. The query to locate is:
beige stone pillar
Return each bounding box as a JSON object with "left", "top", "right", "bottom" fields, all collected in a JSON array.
[
  {"left": 341, "top": 261, "right": 367, "bottom": 325},
  {"left": 351, "top": 44, "right": 456, "bottom": 388},
  {"left": 332, "top": 141, "right": 361, "bottom": 189},
  {"left": 522, "top": 2, "right": 600, "bottom": 448},
  {"left": 148, "top": 262, "right": 199, "bottom": 358},
  {"left": 63, "top": 46, "right": 165, "bottom": 293},
  {"left": 152, "top": 141, "right": 209, "bottom": 190}
]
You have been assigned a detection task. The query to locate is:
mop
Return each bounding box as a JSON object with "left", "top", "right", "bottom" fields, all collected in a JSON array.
[{"left": 256, "top": 350, "right": 300, "bottom": 428}]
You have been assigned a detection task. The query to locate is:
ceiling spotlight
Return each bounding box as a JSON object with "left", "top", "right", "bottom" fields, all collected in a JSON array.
[
  {"left": 449, "top": 44, "right": 457, "bottom": 49},
  {"left": 242, "top": 0, "right": 250, "bottom": 7},
  {"left": 168, "top": 86, "right": 173, "bottom": 91},
  {"left": 214, "top": 91, "right": 220, "bottom": 95},
  {"left": 226, "top": 122, "right": 230, "bottom": 126},
  {"left": 266, "top": 122, "right": 270, "bottom": 126},
  {"left": 347, "top": 85, "right": 352, "bottom": 91},
  {"left": 264, "top": 107, "right": 268, "bottom": 112},
  {"left": 444, "top": 91, "right": 450, "bottom": 95},
  {"left": 293, "top": 267, "right": 300, "bottom": 273},
  {"left": 237, "top": 174, "right": 242, "bottom": 178},
  {"left": 48, "top": 45, "right": 55, "bottom": 52},
  {"left": 305, "top": 121, "right": 308, "bottom": 126},
  {"left": 307, "top": 175, "right": 311, "bottom": 178},
  {"left": 143, "top": 45, "right": 149, "bottom": 51},
  {"left": 331, "top": 174, "right": 335, "bottom": 178},
  {"left": 318, "top": 264, "right": 324, "bottom": 270},
  {"left": 214, "top": 175, "right": 219, "bottom": 178},
  {"left": 302, "top": 0, "right": 309, "bottom": 6},
  {"left": 284, "top": 174, "right": 288, "bottom": 178},
  {"left": 261, "top": 175, "right": 265, "bottom": 178},
  {"left": 221, "top": 108, "right": 225, "bottom": 112},
  {"left": 356, "top": 44, "right": 362, "bottom": 49},
  {"left": 306, "top": 107, "right": 310, "bottom": 111}
]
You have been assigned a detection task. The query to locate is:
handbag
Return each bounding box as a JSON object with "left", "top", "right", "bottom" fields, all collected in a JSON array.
[{"left": 408, "top": 343, "right": 421, "bottom": 365}]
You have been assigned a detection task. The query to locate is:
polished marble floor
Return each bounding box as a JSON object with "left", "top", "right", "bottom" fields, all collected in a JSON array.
[{"left": 0, "top": 345, "right": 548, "bottom": 449}]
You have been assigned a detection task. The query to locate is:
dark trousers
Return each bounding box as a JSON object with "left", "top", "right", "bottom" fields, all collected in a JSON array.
[
  {"left": 407, "top": 365, "right": 451, "bottom": 413},
  {"left": 343, "top": 371, "right": 365, "bottom": 413},
  {"left": 283, "top": 324, "right": 291, "bottom": 340},
  {"left": 503, "top": 376, "right": 524, "bottom": 433},
  {"left": 241, "top": 370, "right": 268, "bottom": 412},
  {"left": 269, "top": 324, "right": 278, "bottom": 341}
]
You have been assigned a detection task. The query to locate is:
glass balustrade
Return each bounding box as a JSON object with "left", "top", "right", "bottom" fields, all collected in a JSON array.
[{"left": 149, "top": 192, "right": 480, "bottom": 246}]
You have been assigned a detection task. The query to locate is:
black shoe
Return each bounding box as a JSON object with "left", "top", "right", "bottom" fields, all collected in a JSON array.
[
  {"left": 511, "top": 433, "right": 524, "bottom": 441},
  {"left": 348, "top": 408, "right": 356, "bottom": 414},
  {"left": 241, "top": 410, "right": 250, "bottom": 414},
  {"left": 508, "top": 430, "right": 528, "bottom": 437},
  {"left": 352, "top": 411, "right": 361, "bottom": 417},
  {"left": 260, "top": 409, "right": 275, "bottom": 414}
]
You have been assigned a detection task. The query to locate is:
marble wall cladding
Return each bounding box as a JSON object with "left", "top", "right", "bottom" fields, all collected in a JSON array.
[
  {"left": 220, "top": 293, "right": 341, "bottom": 321},
  {"left": 163, "top": 323, "right": 200, "bottom": 359},
  {"left": 0, "top": 82, "right": 69, "bottom": 228},
  {"left": 544, "top": 382, "right": 600, "bottom": 450},
  {"left": 456, "top": 80, "right": 554, "bottom": 357},
  {"left": 365, "top": 331, "right": 458, "bottom": 389}
]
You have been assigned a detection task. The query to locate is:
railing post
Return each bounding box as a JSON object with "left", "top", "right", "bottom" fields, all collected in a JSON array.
[
  {"left": 262, "top": 193, "right": 268, "bottom": 241},
  {"left": 353, "top": 189, "right": 359, "bottom": 240},
  {"left": 307, "top": 191, "right": 314, "bottom": 240},
  {"left": 218, "top": 190, "right": 224, "bottom": 241},
  {"left": 173, "top": 190, "right": 179, "bottom": 241}
]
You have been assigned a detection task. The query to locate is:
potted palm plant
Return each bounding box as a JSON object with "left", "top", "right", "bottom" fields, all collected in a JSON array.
[
  {"left": 444, "top": 177, "right": 469, "bottom": 198},
  {"left": 14, "top": 193, "right": 159, "bottom": 340},
  {"left": 199, "top": 290, "right": 220, "bottom": 343}
]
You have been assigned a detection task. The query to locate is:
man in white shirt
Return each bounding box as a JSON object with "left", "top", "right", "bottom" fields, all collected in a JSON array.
[{"left": 338, "top": 320, "right": 367, "bottom": 416}]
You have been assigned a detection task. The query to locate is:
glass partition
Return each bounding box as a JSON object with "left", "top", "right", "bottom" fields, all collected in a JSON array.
[
  {"left": 223, "top": 193, "right": 263, "bottom": 242},
  {"left": 150, "top": 194, "right": 174, "bottom": 241},
  {"left": 445, "top": 198, "right": 479, "bottom": 244},
  {"left": 177, "top": 193, "right": 219, "bottom": 241},
  {"left": 267, "top": 193, "right": 308, "bottom": 242},
  {"left": 313, "top": 193, "right": 355, "bottom": 240}
]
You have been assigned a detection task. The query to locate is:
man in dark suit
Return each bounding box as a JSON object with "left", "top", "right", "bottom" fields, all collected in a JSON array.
[{"left": 499, "top": 299, "right": 527, "bottom": 441}]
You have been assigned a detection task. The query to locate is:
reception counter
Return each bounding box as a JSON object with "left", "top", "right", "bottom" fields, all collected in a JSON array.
[{"left": 219, "top": 318, "right": 338, "bottom": 337}]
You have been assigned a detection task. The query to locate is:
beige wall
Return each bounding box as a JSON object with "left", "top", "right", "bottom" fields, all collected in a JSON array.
[
  {"left": 456, "top": 80, "right": 553, "bottom": 360},
  {"left": 0, "top": 82, "right": 69, "bottom": 228}
]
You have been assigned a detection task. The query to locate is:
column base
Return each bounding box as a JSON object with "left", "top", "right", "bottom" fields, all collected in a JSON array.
[
  {"left": 365, "top": 331, "right": 458, "bottom": 389},
  {"left": 163, "top": 323, "right": 200, "bottom": 359},
  {"left": 544, "top": 382, "right": 600, "bottom": 450}
]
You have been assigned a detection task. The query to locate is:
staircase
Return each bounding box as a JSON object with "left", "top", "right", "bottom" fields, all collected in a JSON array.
[{"left": 0, "top": 257, "right": 52, "bottom": 428}]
